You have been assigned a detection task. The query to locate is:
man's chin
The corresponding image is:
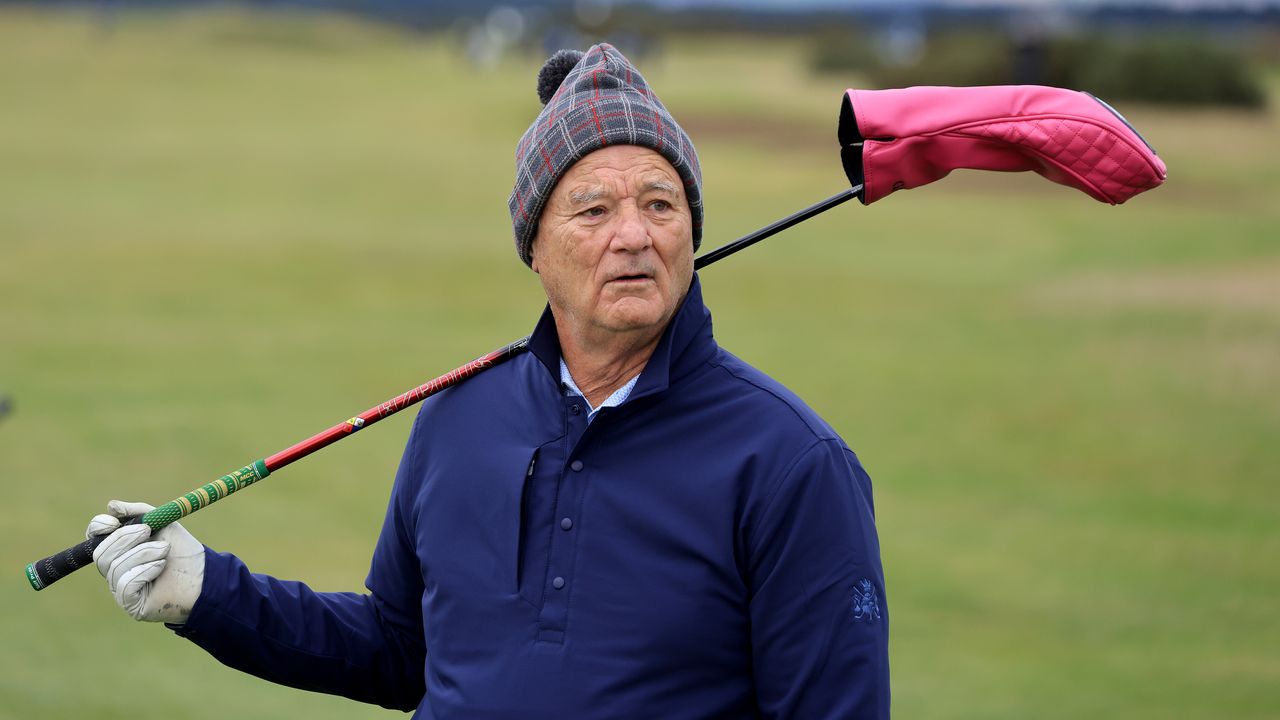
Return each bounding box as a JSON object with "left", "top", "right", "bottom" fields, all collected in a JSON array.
[{"left": 598, "top": 299, "right": 667, "bottom": 333}]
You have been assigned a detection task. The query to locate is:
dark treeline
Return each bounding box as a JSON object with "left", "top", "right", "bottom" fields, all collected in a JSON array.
[
  {"left": 13, "top": 0, "right": 1280, "bottom": 34},
  {"left": 14, "top": 0, "right": 1276, "bottom": 106}
]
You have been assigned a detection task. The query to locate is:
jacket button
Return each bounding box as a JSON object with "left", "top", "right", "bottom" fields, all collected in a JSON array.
[
  {"left": 570, "top": 460, "right": 584, "bottom": 472},
  {"left": 560, "top": 517, "right": 573, "bottom": 531},
  {"left": 552, "top": 576, "right": 565, "bottom": 589},
  {"left": 570, "top": 404, "right": 581, "bottom": 415}
]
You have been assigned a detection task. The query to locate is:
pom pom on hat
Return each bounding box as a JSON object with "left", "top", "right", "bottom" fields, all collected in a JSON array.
[{"left": 536, "top": 49, "right": 585, "bottom": 105}]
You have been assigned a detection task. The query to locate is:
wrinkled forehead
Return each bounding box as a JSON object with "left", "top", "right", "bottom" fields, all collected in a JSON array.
[{"left": 553, "top": 146, "right": 685, "bottom": 200}]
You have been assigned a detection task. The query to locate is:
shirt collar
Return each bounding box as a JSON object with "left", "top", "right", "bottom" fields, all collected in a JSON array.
[{"left": 559, "top": 358, "right": 640, "bottom": 421}]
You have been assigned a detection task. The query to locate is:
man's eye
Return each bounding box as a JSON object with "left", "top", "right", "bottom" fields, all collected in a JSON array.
[
  {"left": 649, "top": 200, "right": 670, "bottom": 212},
  {"left": 583, "top": 206, "right": 606, "bottom": 217}
]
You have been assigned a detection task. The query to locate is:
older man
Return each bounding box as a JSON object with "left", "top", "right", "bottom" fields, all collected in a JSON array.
[{"left": 87, "top": 45, "right": 889, "bottom": 718}]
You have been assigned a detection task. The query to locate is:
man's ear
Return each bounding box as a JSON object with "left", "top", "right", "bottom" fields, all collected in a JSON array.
[{"left": 529, "top": 234, "right": 541, "bottom": 273}]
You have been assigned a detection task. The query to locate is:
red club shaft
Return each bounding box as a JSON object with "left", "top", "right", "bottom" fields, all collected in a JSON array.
[{"left": 264, "top": 338, "right": 530, "bottom": 472}]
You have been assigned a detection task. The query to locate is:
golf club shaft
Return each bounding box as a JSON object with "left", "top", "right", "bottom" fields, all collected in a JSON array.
[
  {"left": 25, "top": 187, "right": 859, "bottom": 592},
  {"left": 694, "top": 186, "right": 860, "bottom": 269}
]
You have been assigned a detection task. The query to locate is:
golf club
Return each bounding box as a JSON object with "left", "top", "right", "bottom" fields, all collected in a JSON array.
[{"left": 25, "top": 83, "right": 1167, "bottom": 593}]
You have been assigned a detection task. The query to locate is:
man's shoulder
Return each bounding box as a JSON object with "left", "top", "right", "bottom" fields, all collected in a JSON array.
[
  {"left": 697, "top": 348, "right": 846, "bottom": 448},
  {"left": 410, "top": 351, "right": 558, "bottom": 438}
]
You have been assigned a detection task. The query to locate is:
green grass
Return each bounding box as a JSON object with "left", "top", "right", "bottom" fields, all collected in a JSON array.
[{"left": 2, "top": 9, "right": 1278, "bottom": 719}]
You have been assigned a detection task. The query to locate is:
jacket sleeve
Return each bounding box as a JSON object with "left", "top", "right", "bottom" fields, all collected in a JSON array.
[
  {"left": 747, "top": 438, "right": 890, "bottom": 719},
  {"left": 170, "top": 418, "right": 428, "bottom": 712}
]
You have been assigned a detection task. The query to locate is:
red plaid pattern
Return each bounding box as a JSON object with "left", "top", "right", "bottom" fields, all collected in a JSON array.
[{"left": 509, "top": 44, "right": 704, "bottom": 267}]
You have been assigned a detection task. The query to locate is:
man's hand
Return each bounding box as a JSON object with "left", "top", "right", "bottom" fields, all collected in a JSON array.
[{"left": 86, "top": 500, "right": 204, "bottom": 624}]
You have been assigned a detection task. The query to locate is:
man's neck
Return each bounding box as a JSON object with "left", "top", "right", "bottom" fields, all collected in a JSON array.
[{"left": 557, "top": 323, "right": 662, "bottom": 408}]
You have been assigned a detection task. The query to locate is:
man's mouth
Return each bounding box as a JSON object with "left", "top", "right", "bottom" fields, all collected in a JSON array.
[{"left": 608, "top": 272, "right": 654, "bottom": 284}]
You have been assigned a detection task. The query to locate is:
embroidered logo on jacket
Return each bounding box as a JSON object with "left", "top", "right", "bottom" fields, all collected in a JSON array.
[{"left": 853, "top": 579, "right": 881, "bottom": 623}]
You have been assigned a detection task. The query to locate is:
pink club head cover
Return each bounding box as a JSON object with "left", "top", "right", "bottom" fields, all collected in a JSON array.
[{"left": 839, "top": 85, "right": 1167, "bottom": 205}]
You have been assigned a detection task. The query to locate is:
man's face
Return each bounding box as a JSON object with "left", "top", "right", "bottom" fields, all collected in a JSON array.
[{"left": 531, "top": 145, "right": 694, "bottom": 342}]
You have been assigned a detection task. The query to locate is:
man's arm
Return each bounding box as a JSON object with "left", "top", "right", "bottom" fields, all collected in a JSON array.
[
  {"left": 747, "top": 438, "right": 890, "bottom": 719},
  {"left": 169, "top": 416, "right": 430, "bottom": 711}
]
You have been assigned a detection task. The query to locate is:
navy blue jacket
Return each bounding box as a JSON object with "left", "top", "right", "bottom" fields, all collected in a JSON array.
[{"left": 174, "top": 277, "right": 890, "bottom": 718}]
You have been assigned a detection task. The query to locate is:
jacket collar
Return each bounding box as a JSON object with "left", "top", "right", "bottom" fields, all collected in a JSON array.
[{"left": 528, "top": 274, "right": 716, "bottom": 401}]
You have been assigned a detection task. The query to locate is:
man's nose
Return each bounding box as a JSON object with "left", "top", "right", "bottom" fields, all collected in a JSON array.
[{"left": 610, "top": 202, "right": 652, "bottom": 253}]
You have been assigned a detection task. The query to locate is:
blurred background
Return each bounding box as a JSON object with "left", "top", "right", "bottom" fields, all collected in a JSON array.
[{"left": 1, "top": 0, "right": 1277, "bottom": 718}]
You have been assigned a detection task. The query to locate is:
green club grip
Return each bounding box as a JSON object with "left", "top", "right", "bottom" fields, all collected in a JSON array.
[{"left": 25, "top": 460, "right": 269, "bottom": 591}]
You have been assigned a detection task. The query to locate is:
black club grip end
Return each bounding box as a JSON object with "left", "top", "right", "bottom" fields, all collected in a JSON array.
[
  {"left": 26, "top": 535, "right": 102, "bottom": 591},
  {"left": 26, "top": 516, "right": 140, "bottom": 591}
]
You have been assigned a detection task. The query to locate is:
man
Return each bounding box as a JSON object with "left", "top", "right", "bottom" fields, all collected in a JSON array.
[{"left": 88, "top": 44, "right": 890, "bottom": 718}]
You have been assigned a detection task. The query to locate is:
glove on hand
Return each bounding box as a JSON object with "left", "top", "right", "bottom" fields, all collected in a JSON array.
[{"left": 86, "top": 500, "right": 204, "bottom": 624}]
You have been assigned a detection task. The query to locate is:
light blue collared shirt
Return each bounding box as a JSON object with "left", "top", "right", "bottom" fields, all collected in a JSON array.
[{"left": 560, "top": 358, "right": 640, "bottom": 423}]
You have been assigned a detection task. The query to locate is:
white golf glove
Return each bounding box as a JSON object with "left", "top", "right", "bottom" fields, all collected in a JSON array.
[{"left": 86, "top": 500, "right": 205, "bottom": 624}]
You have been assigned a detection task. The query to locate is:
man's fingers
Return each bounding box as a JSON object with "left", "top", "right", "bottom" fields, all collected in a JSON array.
[
  {"left": 92, "top": 524, "right": 152, "bottom": 578},
  {"left": 106, "top": 540, "right": 170, "bottom": 592},
  {"left": 88, "top": 499, "right": 158, "bottom": 540},
  {"left": 82, "top": 501, "right": 200, "bottom": 623},
  {"left": 107, "top": 500, "right": 155, "bottom": 519},
  {"left": 114, "top": 558, "right": 166, "bottom": 620},
  {"left": 86, "top": 513, "right": 121, "bottom": 540}
]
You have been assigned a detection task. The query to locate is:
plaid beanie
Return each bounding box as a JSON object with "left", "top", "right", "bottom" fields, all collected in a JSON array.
[{"left": 509, "top": 43, "right": 704, "bottom": 267}]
